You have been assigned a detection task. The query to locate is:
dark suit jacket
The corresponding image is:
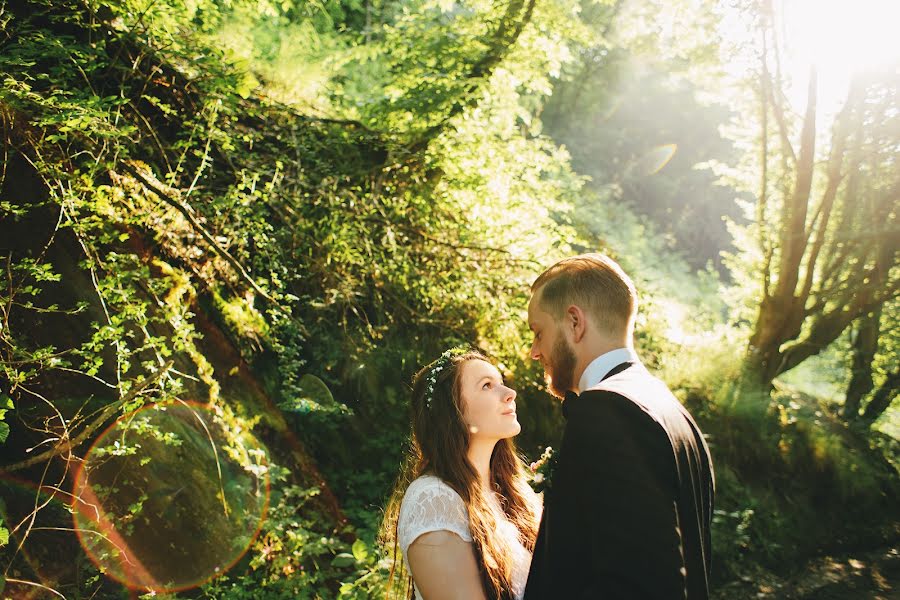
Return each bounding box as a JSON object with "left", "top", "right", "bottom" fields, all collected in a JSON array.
[{"left": 523, "top": 362, "right": 714, "bottom": 599}]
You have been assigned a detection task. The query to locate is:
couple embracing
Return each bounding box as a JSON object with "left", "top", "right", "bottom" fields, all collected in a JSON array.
[{"left": 382, "top": 254, "right": 715, "bottom": 599}]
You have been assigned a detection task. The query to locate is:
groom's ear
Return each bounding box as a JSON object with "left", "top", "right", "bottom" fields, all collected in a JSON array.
[{"left": 566, "top": 304, "right": 587, "bottom": 343}]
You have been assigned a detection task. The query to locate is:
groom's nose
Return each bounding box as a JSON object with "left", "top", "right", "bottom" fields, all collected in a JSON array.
[{"left": 530, "top": 340, "right": 541, "bottom": 360}]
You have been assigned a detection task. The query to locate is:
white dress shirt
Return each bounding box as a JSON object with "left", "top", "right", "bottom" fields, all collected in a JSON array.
[{"left": 577, "top": 347, "right": 640, "bottom": 393}]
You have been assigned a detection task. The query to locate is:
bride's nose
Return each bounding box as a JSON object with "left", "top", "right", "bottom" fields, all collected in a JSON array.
[{"left": 503, "top": 386, "right": 516, "bottom": 402}]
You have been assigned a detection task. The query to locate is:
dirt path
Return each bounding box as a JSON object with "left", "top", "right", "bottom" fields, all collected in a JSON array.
[{"left": 713, "top": 546, "right": 900, "bottom": 599}]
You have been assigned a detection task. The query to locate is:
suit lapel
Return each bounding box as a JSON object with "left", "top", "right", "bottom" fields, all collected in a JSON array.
[{"left": 600, "top": 360, "right": 634, "bottom": 382}]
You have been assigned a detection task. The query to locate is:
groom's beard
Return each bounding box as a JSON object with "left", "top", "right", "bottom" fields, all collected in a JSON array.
[{"left": 546, "top": 334, "right": 577, "bottom": 399}]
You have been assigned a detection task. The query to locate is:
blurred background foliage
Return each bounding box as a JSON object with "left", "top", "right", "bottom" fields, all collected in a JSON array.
[{"left": 0, "top": 0, "right": 897, "bottom": 597}]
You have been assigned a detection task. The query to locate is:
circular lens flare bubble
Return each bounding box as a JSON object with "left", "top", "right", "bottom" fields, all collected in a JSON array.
[{"left": 72, "top": 402, "right": 269, "bottom": 593}]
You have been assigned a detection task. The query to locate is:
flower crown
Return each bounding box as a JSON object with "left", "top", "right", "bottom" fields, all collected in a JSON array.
[{"left": 424, "top": 346, "right": 469, "bottom": 410}]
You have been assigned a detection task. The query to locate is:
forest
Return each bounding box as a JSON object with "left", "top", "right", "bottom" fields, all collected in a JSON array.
[{"left": 0, "top": 0, "right": 897, "bottom": 598}]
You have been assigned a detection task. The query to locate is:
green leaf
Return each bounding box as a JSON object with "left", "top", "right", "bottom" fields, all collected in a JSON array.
[
  {"left": 0, "top": 526, "right": 7, "bottom": 548},
  {"left": 0, "top": 422, "right": 9, "bottom": 444},
  {"left": 331, "top": 552, "right": 356, "bottom": 568},
  {"left": 351, "top": 538, "right": 368, "bottom": 562}
]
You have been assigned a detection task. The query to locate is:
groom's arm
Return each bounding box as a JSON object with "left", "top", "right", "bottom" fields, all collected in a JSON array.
[{"left": 569, "top": 392, "right": 686, "bottom": 600}]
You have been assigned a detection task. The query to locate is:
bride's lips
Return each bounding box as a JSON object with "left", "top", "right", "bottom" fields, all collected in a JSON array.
[{"left": 501, "top": 407, "right": 517, "bottom": 416}]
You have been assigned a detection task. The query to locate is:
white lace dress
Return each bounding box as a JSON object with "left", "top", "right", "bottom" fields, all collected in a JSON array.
[{"left": 397, "top": 475, "right": 534, "bottom": 600}]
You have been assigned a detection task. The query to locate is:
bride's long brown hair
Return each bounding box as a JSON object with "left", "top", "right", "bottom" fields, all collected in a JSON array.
[{"left": 380, "top": 349, "right": 540, "bottom": 600}]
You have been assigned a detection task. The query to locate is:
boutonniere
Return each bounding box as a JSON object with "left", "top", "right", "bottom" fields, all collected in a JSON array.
[{"left": 528, "top": 446, "right": 557, "bottom": 494}]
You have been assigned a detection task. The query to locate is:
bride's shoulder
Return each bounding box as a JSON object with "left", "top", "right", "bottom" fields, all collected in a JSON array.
[
  {"left": 404, "top": 474, "right": 457, "bottom": 497},
  {"left": 397, "top": 475, "right": 471, "bottom": 551},
  {"left": 400, "top": 475, "right": 464, "bottom": 511}
]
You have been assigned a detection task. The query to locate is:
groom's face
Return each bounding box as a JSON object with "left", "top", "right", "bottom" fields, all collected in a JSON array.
[
  {"left": 528, "top": 291, "right": 577, "bottom": 398},
  {"left": 546, "top": 334, "right": 577, "bottom": 397}
]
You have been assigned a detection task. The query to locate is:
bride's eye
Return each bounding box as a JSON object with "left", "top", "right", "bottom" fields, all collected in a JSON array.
[{"left": 482, "top": 381, "right": 492, "bottom": 390}]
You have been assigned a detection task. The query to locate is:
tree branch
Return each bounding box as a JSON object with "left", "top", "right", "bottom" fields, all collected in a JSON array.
[
  {"left": 773, "top": 67, "right": 817, "bottom": 302},
  {"left": 0, "top": 361, "right": 173, "bottom": 473},
  {"left": 798, "top": 80, "right": 860, "bottom": 305},
  {"left": 121, "top": 162, "right": 277, "bottom": 304}
]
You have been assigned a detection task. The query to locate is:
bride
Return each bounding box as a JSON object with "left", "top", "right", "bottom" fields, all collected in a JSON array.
[{"left": 381, "top": 348, "right": 541, "bottom": 600}]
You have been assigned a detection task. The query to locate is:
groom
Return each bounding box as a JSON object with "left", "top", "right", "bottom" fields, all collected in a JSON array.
[{"left": 523, "top": 254, "right": 715, "bottom": 599}]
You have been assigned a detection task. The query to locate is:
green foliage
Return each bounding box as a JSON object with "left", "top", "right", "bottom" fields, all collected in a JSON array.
[
  {"left": 1, "top": 0, "right": 588, "bottom": 595},
  {"left": 198, "top": 467, "right": 389, "bottom": 600},
  {"left": 710, "top": 465, "right": 756, "bottom": 580},
  {"left": 0, "top": 395, "right": 11, "bottom": 444},
  {"left": 693, "top": 378, "right": 900, "bottom": 579}
]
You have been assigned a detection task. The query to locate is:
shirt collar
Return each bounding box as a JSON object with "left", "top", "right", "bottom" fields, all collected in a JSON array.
[{"left": 577, "top": 347, "right": 639, "bottom": 393}]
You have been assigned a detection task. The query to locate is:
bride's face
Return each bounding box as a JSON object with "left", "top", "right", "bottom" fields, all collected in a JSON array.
[{"left": 458, "top": 359, "right": 520, "bottom": 441}]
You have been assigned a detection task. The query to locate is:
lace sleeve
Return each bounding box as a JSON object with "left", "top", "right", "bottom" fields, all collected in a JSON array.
[{"left": 398, "top": 476, "right": 473, "bottom": 556}]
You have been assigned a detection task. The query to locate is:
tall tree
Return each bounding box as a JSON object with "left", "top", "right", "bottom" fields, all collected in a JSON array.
[{"left": 741, "top": 3, "right": 900, "bottom": 391}]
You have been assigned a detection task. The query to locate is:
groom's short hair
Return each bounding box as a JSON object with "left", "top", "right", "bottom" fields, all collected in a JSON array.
[{"left": 531, "top": 253, "right": 637, "bottom": 336}]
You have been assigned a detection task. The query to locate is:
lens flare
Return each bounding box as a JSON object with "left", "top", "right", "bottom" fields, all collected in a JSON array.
[
  {"left": 71, "top": 402, "right": 269, "bottom": 593},
  {"left": 641, "top": 144, "right": 678, "bottom": 175}
]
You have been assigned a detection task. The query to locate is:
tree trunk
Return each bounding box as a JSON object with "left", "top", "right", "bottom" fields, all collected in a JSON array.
[
  {"left": 742, "top": 68, "right": 819, "bottom": 393},
  {"left": 745, "top": 293, "right": 804, "bottom": 390},
  {"left": 861, "top": 366, "right": 900, "bottom": 425},
  {"left": 843, "top": 308, "right": 882, "bottom": 419}
]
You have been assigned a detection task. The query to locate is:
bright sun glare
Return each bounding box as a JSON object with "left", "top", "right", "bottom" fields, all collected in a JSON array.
[{"left": 782, "top": 0, "right": 900, "bottom": 107}]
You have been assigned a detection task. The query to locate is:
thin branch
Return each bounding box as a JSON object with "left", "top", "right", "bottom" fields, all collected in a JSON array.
[
  {"left": 356, "top": 215, "right": 540, "bottom": 266},
  {"left": 4, "top": 578, "right": 68, "bottom": 599},
  {"left": 766, "top": 82, "right": 797, "bottom": 165},
  {"left": 62, "top": 198, "right": 124, "bottom": 392},
  {"left": 766, "top": 0, "right": 796, "bottom": 165},
  {"left": 121, "top": 162, "right": 277, "bottom": 304},
  {"left": 0, "top": 362, "right": 172, "bottom": 473}
]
